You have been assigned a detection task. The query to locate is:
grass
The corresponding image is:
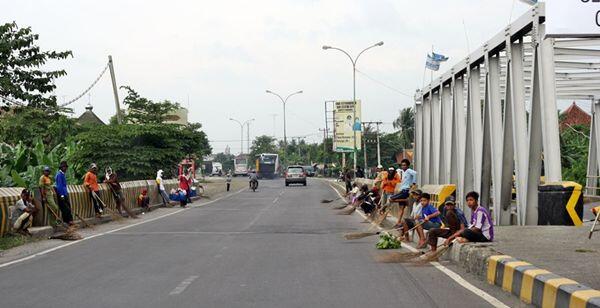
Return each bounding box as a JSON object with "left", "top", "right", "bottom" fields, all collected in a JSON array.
[{"left": 0, "top": 234, "right": 39, "bottom": 251}]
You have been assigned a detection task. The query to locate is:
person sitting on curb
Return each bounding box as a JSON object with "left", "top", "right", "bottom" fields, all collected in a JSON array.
[
  {"left": 415, "top": 193, "right": 442, "bottom": 249},
  {"left": 427, "top": 196, "right": 467, "bottom": 252},
  {"left": 396, "top": 189, "right": 422, "bottom": 229},
  {"left": 137, "top": 189, "right": 151, "bottom": 214},
  {"left": 11, "top": 189, "right": 38, "bottom": 236},
  {"left": 457, "top": 191, "right": 494, "bottom": 243},
  {"left": 84, "top": 163, "right": 104, "bottom": 218},
  {"left": 401, "top": 190, "right": 423, "bottom": 241}
]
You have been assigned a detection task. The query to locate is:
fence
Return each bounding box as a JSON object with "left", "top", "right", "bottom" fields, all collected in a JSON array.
[{"left": 0, "top": 178, "right": 180, "bottom": 237}]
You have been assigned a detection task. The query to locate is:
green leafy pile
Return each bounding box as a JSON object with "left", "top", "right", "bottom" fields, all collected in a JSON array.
[{"left": 376, "top": 233, "right": 401, "bottom": 249}]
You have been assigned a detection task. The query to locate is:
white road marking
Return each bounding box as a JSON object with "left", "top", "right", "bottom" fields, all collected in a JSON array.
[
  {"left": 327, "top": 182, "right": 509, "bottom": 308},
  {"left": 0, "top": 188, "right": 247, "bottom": 270},
  {"left": 272, "top": 197, "right": 279, "bottom": 203},
  {"left": 169, "top": 275, "right": 199, "bottom": 295}
]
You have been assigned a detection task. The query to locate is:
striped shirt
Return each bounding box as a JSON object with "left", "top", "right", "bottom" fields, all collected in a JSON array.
[{"left": 470, "top": 206, "right": 494, "bottom": 241}]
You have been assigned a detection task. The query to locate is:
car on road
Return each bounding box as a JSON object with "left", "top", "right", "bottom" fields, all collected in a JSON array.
[
  {"left": 285, "top": 165, "right": 307, "bottom": 186},
  {"left": 303, "top": 165, "right": 316, "bottom": 177}
]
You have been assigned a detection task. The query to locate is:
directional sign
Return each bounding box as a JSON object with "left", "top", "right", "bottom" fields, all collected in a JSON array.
[{"left": 546, "top": 0, "right": 600, "bottom": 37}]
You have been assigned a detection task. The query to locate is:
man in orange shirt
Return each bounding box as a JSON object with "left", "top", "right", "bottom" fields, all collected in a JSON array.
[
  {"left": 381, "top": 167, "right": 401, "bottom": 207},
  {"left": 84, "top": 163, "right": 104, "bottom": 218}
]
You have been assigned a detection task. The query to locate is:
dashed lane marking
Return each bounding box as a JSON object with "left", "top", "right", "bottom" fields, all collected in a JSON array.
[{"left": 169, "top": 275, "right": 199, "bottom": 295}]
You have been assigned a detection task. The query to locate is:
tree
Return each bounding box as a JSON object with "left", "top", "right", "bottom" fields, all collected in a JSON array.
[
  {"left": 0, "top": 107, "right": 77, "bottom": 147},
  {"left": 214, "top": 152, "right": 235, "bottom": 172},
  {"left": 70, "top": 124, "right": 211, "bottom": 181},
  {"left": 120, "top": 86, "right": 181, "bottom": 124},
  {"left": 560, "top": 124, "right": 589, "bottom": 186},
  {"left": 250, "top": 135, "right": 278, "bottom": 159},
  {"left": 0, "top": 22, "right": 72, "bottom": 108},
  {"left": 393, "top": 107, "right": 415, "bottom": 149}
]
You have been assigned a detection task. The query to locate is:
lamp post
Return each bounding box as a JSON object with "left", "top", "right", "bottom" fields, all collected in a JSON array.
[
  {"left": 322, "top": 41, "right": 384, "bottom": 172},
  {"left": 246, "top": 118, "right": 255, "bottom": 156},
  {"left": 229, "top": 118, "right": 254, "bottom": 154},
  {"left": 266, "top": 90, "right": 303, "bottom": 166}
]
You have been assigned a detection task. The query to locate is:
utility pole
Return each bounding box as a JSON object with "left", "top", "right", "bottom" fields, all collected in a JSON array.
[
  {"left": 246, "top": 119, "right": 254, "bottom": 155},
  {"left": 270, "top": 114, "right": 278, "bottom": 137},
  {"left": 362, "top": 123, "right": 368, "bottom": 175},
  {"left": 363, "top": 121, "right": 383, "bottom": 167},
  {"left": 108, "top": 55, "right": 122, "bottom": 124}
]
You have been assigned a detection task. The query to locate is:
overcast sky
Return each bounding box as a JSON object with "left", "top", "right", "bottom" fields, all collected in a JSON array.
[{"left": 3, "top": 0, "right": 543, "bottom": 153}]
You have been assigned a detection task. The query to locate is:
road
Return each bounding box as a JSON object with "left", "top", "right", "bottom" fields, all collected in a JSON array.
[{"left": 0, "top": 178, "right": 522, "bottom": 308}]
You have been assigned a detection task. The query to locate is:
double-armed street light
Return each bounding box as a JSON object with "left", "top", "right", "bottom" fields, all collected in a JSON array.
[
  {"left": 322, "top": 41, "right": 384, "bottom": 171},
  {"left": 229, "top": 118, "right": 255, "bottom": 155},
  {"left": 266, "top": 90, "right": 303, "bottom": 165}
]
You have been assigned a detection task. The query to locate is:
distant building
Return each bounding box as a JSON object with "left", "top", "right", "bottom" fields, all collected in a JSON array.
[
  {"left": 76, "top": 104, "right": 105, "bottom": 126},
  {"left": 560, "top": 102, "right": 590, "bottom": 130},
  {"left": 164, "top": 107, "right": 189, "bottom": 125}
]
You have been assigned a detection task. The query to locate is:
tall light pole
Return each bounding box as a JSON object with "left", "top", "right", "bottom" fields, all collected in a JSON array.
[
  {"left": 266, "top": 90, "right": 303, "bottom": 165},
  {"left": 229, "top": 118, "right": 254, "bottom": 154},
  {"left": 322, "top": 41, "right": 384, "bottom": 172},
  {"left": 246, "top": 118, "right": 255, "bottom": 156}
]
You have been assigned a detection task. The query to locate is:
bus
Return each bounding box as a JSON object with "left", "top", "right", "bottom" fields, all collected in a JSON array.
[
  {"left": 255, "top": 153, "right": 279, "bottom": 179},
  {"left": 233, "top": 154, "right": 249, "bottom": 176}
]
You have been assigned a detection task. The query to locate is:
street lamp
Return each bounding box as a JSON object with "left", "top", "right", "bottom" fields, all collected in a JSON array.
[
  {"left": 322, "top": 41, "right": 384, "bottom": 172},
  {"left": 266, "top": 90, "right": 303, "bottom": 165},
  {"left": 229, "top": 118, "right": 255, "bottom": 154}
]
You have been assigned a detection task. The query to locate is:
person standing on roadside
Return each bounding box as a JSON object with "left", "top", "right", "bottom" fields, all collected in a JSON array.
[
  {"left": 39, "top": 166, "right": 61, "bottom": 226},
  {"left": 105, "top": 167, "right": 137, "bottom": 218},
  {"left": 226, "top": 170, "right": 232, "bottom": 192},
  {"left": 55, "top": 161, "right": 74, "bottom": 226},
  {"left": 398, "top": 159, "right": 417, "bottom": 199},
  {"left": 344, "top": 168, "right": 354, "bottom": 194},
  {"left": 84, "top": 163, "right": 103, "bottom": 218},
  {"left": 156, "top": 169, "right": 170, "bottom": 206},
  {"left": 179, "top": 169, "right": 192, "bottom": 204},
  {"left": 381, "top": 167, "right": 401, "bottom": 207},
  {"left": 374, "top": 165, "right": 386, "bottom": 191}
]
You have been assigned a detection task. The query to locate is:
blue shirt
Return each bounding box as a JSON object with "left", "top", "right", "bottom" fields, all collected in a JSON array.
[
  {"left": 400, "top": 168, "right": 417, "bottom": 190},
  {"left": 55, "top": 170, "right": 68, "bottom": 197},
  {"left": 421, "top": 204, "right": 442, "bottom": 224}
]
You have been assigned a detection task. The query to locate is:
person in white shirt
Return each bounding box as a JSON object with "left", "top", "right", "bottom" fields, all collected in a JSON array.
[
  {"left": 156, "top": 169, "right": 170, "bottom": 206},
  {"left": 400, "top": 189, "right": 423, "bottom": 241}
]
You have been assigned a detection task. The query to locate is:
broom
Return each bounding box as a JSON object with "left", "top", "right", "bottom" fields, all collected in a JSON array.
[
  {"left": 411, "top": 239, "right": 457, "bottom": 265},
  {"left": 92, "top": 192, "right": 124, "bottom": 221},
  {"left": 344, "top": 221, "right": 423, "bottom": 241},
  {"left": 321, "top": 196, "right": 342, "bottom": 203},
  {"left": 337, "top": 205, "right": 357, "bottom": 215}
]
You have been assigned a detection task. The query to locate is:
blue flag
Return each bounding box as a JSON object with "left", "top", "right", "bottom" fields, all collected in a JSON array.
[
  {"left": 426, "top": 54, "right": 440, "bottom": 71},
  {"left": 431, "top": 52, "right": 449, "bottom": 62}
]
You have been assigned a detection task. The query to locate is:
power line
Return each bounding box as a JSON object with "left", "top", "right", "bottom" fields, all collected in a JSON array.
[{"left": 354, "top": 69, "right": 412, "bottom": 97}]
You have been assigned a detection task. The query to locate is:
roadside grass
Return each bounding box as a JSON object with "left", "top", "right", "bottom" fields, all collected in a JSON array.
[{"left": 0, "top": 234, "right": 40, "bottom": 251}]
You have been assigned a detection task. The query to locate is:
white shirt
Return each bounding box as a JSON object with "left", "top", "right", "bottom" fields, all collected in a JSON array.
[{"left": 410, "top": 202, "right": 423, "bottom": 221}]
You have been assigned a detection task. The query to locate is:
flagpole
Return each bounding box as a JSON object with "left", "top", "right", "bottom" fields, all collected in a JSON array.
[{"left": 430, "top": 45, "right": 434, "bottom": 84}]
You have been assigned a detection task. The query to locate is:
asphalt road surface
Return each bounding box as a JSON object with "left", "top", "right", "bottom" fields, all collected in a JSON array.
[{"left": 0, "top": 178, "right": 524, "bottom": 308}]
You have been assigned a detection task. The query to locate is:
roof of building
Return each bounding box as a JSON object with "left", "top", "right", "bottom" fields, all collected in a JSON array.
[
  {"left": 560, "top": 102, "right": 590, "bottom": 129},
  {"left": 76, "top": 104, "right": 105, "bottom": 126}
]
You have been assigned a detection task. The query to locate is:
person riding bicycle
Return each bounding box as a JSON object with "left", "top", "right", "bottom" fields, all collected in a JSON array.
[{"left": 248, "top": 170, "right": 259, "bottom": 189}]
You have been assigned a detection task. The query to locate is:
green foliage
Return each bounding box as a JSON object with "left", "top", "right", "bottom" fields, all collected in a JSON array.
[
  {"left": 0, "top": 139, "right": 84, "bottom": 188},
  {"left": 0, "top": 107, "right": 77, "bottom": 147},
  {"left": 560, "top": 124, "right": 589, "bottom": 186},
  {"left": 69, "top": 124, "right": 211, "bottom": 181},
  {"left": 250, "top": 135, "right": 278, "bottom": 159},
  {"left": 0, "top": 22, "right": 72, "bottom": 108},
  {"left": 214, "top": 152, "right": 235, "bottom": 172},
  {"left": 393, "top": 107, "right": 415, "bottom": 149},
  {"left": 120, "top": 86, "right": 181, "bottom": 124},
  {"left": 376, "top": 233, "right": 401, "bottom": 249}
]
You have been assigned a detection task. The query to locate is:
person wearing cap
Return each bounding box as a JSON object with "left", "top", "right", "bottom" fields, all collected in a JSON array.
[
  {"left": 374, "top": 165, "right": 386, "bottom": 191},
  {"left": 11, "top": 189, "right": 37, "bottom": 236},
  {"left": 39, "top": 166, "right": 61, "bottom": 226},
  {"left": 55, "top": 161, "right": 74, "bottom": 226},
  {"left": 84, "top": 163, "right": 103, "bottom": 217},
  {"left": 401, "top": 189, "right": 423, "bottom": 241},
  {"left": 427, "top": 196, "right": 467, "bottom": 252},
  {"left": 380, "top": 167, "right": 401, "bottom": 207},
  {"left": 414, "top": 192, "right": 442, "bottom": 249}
]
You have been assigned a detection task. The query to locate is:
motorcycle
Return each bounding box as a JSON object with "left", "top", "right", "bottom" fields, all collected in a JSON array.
[{"left": 250, "top": 179, "right": 258, "bottom": 192}]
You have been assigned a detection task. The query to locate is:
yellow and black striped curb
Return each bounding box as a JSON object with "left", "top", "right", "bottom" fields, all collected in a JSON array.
[{"left": 488, "top": 255, "right": 600, "bottom": 308}]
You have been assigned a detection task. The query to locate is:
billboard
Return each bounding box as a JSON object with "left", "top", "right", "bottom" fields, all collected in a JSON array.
[
  {"left": 546, "top": 1, "right": 600, "bottom": 38},
  {"left": 333, "top": 100, "right": 362, "bottom": 153}
]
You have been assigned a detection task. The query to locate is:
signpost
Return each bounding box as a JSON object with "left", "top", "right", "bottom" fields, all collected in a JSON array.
[
  {"left": 546, "top": 1, "right": 600, "bottom": 37},
  {"left": 333, "top": 100, "right": 362, "bottom": 153}
]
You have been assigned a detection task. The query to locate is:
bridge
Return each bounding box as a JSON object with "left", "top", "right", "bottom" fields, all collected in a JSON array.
[{"left": 414, "top": 3, "right": 600, "bottom": 226}]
